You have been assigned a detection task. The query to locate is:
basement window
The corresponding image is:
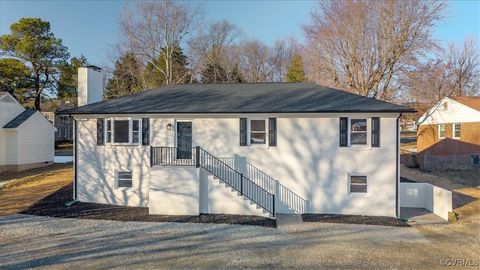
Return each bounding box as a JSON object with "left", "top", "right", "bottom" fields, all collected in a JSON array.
[
  {"left": 117, "top": 171, "right": 132, "bottom": 188},
  {"left": 349, "top": 175, "right": 368, "bottom": 194}
]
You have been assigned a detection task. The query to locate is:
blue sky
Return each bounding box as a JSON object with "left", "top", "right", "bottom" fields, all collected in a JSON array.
[{"left": 1, "top": 0, "right": 479, "bottom": 66}]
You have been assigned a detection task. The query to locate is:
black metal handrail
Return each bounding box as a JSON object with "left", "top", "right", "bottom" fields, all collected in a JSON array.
[
  {"left": 151, "top": 146, "right": 275, "bottom": 216},
  {"left": 246, "top": 161, "right": 308, "bottom": 214}
]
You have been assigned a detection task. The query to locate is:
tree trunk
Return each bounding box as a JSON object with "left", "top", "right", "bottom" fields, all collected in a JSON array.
[{"left": 34, "top": 73, "right": 41, "bottom": 111}]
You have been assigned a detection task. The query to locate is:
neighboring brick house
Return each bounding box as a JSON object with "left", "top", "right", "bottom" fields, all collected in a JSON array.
[
  {"left": 41, "top": 100, "right": 74, "bottom": 143},
  {"left": 416, "top": 96, "right": 480, "bottom": 169}
]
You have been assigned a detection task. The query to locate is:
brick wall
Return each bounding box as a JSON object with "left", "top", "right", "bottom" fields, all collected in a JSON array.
[
  {"left": 417, "top": 154, "right": 480, "bottom": 170},
  {"left": 417, "top": 122, "right": 480, "bottom": 154}
]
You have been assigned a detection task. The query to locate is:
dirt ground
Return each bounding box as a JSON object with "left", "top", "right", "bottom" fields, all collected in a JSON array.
[
  {"left": 0, "top": 165, "right": 274, "bottom": 227},
  {"left": 0, "top": 164, "right": 72, "bottom": 215},
  {"left": 0, "top": 164, "right": 479, "bottom": 269}
]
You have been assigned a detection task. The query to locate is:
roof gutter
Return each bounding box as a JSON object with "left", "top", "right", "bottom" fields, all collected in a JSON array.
[{"left": 58, "top": 110, "right": 416, "bottom": 116}]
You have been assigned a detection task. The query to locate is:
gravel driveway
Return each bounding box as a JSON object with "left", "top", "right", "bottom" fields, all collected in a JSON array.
[{"left": 1, "top": 214, "right": 478, "bottom": 269}]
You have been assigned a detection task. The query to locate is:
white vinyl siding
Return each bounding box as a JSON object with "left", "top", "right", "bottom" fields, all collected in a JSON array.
[
  {"left": 1, "top": 95, "right": 54, "bottom": 167},
  {"left": 12, "top": 112, "right": 55, "bottom": 165}
]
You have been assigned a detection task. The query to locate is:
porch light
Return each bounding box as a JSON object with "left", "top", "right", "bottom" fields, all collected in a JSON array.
[{"left": 167, "top": 123, "right": 173, "bottom": 131}]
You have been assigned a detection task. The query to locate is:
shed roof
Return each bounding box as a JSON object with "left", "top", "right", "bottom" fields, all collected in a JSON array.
[
  {"left": 3, "top": 109, "right": 36, "bottom": 128},
  {"left": 60, "top": 82, "right": 414, "bottom": 115}
]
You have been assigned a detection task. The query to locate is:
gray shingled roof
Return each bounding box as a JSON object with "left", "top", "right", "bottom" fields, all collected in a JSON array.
[
  {"left": 59, "top": 82, "right": 414, "bottom": 115},
  {"left": 3, "top": 109, "right": 36, "bottom": 128}
]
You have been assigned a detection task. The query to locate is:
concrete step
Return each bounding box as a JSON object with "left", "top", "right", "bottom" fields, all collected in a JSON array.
[{"left": 276, "top": 214, "right": 303, "bottom": 227}]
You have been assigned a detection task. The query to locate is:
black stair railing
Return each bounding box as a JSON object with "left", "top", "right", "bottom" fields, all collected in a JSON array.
[{"left": 151, "top": 146, "right": 275, "bottom": 216}]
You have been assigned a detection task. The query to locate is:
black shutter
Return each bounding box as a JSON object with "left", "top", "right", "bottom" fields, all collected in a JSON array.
[
  {"left": 372, "top": 117, "right": 380, "bottom": 147},
  {"left": 268, "top": 118, "right": 277, "bottom": 146},
  {"left": 142, "top": 118, "right": 150, "bottom": 145},
  {"left": 339, "top": 117, "right": 348, "bottom": 147},
  {"left": 97, "top": 118, "right": 105, "bottom": 146},
  {"left": 240, "top": 118, "right": 247, "bottom": 146}
]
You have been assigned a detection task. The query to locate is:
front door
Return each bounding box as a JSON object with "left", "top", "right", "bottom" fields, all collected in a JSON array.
[{"left": 176, "top": 121, "right": 192, "bottom": 159}]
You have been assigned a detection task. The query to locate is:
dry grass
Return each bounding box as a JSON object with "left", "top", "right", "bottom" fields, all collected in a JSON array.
[
  {"left": 0, "top": 164, "right": 72, "bottom": 215},
  {"left": 429, "top": 169, "right": 480, "bottom": 186}
]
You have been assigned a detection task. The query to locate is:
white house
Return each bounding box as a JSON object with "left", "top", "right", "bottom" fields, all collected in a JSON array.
[
  {"left": 0, "top": 92, "right": 56, "bottom": 172},
  {"left": 60, "top": 69, "right": 413, "bottom": 218}
]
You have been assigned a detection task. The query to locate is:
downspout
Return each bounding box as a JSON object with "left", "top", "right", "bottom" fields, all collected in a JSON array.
[
  {"left": 396, "top": 113, "right": 402, "bottom": 218},
  {"left": 73, "top": 117, "right": 78, "bottom": 201},
  {"left": 65, "top": 116, "right": 78, "bottom": 206}
]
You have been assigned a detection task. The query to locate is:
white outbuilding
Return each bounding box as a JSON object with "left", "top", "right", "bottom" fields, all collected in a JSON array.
[{"left": 0, "top": 92, "right": 55, "bottom": 172}]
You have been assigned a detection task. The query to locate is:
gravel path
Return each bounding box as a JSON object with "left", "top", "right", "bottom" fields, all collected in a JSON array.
[{"left": 1, "top": 214, "right": 477, "bottom": 269}]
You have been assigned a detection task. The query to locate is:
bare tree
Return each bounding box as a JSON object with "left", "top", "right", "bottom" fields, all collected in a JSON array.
[
  {"left": 270, "top": 37, "right": 301, "bottom": 81},
  {"left": 404, "top": 37, "right": 479, "bottom": 104},
  {"left": 303, "top": 0, "right": 445, "bottom": 100},
  {"left": 120, "top": 0, "right": 201, "bottom": 85},
  {"left": 238, "top": 40, "right": 274, "bottom": 82},
  {"left": 448, "top": 38, "right": 480, "bottom": 96},
  {"left": 402, "top": 58, "right": 450, "bottom": 104}
]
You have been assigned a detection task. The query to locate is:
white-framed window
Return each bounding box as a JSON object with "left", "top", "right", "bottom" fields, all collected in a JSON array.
[
  {"left": 350, "top": 118, "right": 368, "bottom": 145},
  {"left": 453, "top": 123, "right": 461, "bottom": 139},
  {"left": 348, "top": 175, "right": 368, "bottom": 194},
  {"left": 106, "top": 119, "right": 112, "bottom": 143},
  {"left": 105, "top": 118, "right": 141, "bottom": 145},
  {"left": 132, "top": 119, "right": 140, "bottom": 144},
  {"left": 438, "top": 124, "right": 445, "bottom": 139},
  {"left": 117, "top": 171, "right": 132, "bottom": 188},
  {"left": 250, "top": 119, "right": 266, "bottom": 144}
]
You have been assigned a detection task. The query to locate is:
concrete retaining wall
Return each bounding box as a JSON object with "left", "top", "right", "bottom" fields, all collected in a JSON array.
[{"left": 399, "top": 182, "right": 452, "bottom": 220}]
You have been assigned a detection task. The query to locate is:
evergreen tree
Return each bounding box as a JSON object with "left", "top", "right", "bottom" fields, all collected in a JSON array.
[
  {"left": 0, "top": 58, "right": 31, "bottom": 104},
  {"left": 229, "top": 64, "right": 244, "bottom": 83},
  {"left": 104, "top": 53, "right": 143, "bottom": 99},
  {"left": 201, "top": 62, "right": 228, "bottom": 83},
  {"left": 286, "top": 54, "right": 305, "bottom": 82},
  {"left": 0, "top": 18, "right": 69, "bottom": 110},
  {"left": 57, "top": 55, "right": 88, "bottom": 105}
]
